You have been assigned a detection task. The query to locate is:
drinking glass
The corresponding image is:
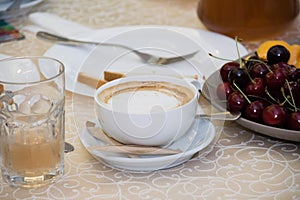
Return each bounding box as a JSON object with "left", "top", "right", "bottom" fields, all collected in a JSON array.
[
  {"left": 0, "top": 56, "right": 65, "bottom": 188},
  {"left": 197, "top": 0, "right": 300, "bottom": 41}
]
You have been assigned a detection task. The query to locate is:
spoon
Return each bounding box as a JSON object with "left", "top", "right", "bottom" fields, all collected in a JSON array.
[{"left": 197, "top": 111, "right": 241, "bottom": 121}]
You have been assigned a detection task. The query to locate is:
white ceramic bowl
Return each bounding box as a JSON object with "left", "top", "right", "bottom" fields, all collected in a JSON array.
[{"left": 94, "top": 75, "right": 199, "bottom": 146}]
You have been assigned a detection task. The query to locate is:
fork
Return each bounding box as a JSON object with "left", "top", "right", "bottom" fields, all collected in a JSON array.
[{"left": 36, "top": 31, "right": 199, "bottom": 65}]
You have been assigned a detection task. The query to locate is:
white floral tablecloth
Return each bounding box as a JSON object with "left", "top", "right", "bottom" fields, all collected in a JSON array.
[{"left": 0, "top": 0, "right": 299, "bottom": 199}]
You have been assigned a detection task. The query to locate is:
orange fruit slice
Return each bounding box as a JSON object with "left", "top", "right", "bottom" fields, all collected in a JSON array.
[
  {"left": 288, "top": 44, "right": 300, "bottom": 68},
  {"left": 256, "top": 40, "right": 291, "bottom": 61}
]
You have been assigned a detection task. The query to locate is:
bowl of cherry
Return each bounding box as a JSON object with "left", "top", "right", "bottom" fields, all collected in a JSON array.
[{"left": 202, "top": 41, "right": 300, "bottom": 142}]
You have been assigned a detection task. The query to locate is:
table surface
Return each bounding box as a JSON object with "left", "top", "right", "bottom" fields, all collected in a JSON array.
[{"left": 1, "top": 0, "right": 300, "bottom": 199}]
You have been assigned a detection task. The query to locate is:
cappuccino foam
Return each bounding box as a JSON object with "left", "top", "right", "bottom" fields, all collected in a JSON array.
[{"left": 98, "top": 81, "right": 194, "bottom": 114}]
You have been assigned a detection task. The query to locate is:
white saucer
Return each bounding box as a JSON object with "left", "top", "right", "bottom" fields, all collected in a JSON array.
[
  {"left": 79, "top": 118, "right": 216, "bottom": 171},
  {"left": 44, "top": 25, "right": 248, "bottom": 97}
]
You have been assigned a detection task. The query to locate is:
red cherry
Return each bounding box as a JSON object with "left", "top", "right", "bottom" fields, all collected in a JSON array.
[
  {"left": 227, "top": 91, "right": 247, "bottom": 112},
  {"left": 245, "top": 77, "right": 265, "bottom": 97},
  {"left": 216, "top": 82, "right": 232, "bottom": 100},
  {"left": 249, "top": 63, "right": 268, "bottom": 79},
  {"left": 228, "top": 68, "right": 250, "bottom": 89},
  {"left": 245, "top": 55, "right": 260, "bottom": 69},
  {"left": 287, "top": 112, "right": 300, "bottom": 131},
  {"left": 271, "top": 62, "right": 295, "bottom": 76},
  {"left": 267, "top": 45, "right": 290, "bottom": 65},
  {"left": 283, "top": 81, "right": 300, "bottom": 103},
  {"left": 220, "top": 62, "right": 240, "bottom": 82},
  {"left": 289, "top": 68, "right": 300, "bottom": 81},
  {"left": 244, "top": 100, "right": 267, "bottom": 123},
  {"left": 265, "top": 68, "right": 288, "bottom": 89},
  {"left": 265, "top": 86, "right": 285, "bottom": 103},
  {"left": 262, "top": 105, "right": 287, "bottom": 127}
]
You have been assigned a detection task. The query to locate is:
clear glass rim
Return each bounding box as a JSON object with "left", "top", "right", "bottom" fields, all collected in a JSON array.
[{"left": 0, "top": 56, "right": 65, "bottom": 85}]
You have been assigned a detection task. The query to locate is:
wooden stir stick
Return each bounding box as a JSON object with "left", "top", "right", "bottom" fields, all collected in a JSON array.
[{"left": 85, "top": 121, "right": 181, "bottom": 156}]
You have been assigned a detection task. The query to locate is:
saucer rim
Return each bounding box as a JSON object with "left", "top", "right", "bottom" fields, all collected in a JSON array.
[{"left": 78, "top": 118, "right": 216, "bottom": 171}]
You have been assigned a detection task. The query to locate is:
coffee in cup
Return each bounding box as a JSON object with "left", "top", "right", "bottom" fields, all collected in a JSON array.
[
  {"left": 94, "top": 75, "right": 198, "bottom": 146},
  {"left": 97, "top": 80, "right": 195, "bottom": 114}
]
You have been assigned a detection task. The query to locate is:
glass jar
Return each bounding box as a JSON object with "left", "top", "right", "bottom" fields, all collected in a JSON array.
[{"left": 197, "top": 0, "right": 300, "bottom": 41}]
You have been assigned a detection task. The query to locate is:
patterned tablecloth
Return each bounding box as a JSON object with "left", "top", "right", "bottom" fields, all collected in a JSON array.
[{"left": 0, "top": 0, "right": 300, "bottom": 199}]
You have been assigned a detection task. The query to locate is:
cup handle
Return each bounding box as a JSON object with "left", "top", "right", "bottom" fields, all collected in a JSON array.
[{"left": 190, "top": 79, "right": 201, "bottom": 98}]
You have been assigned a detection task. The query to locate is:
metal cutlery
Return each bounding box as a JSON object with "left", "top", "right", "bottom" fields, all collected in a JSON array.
[
  {"left": 36, "top": 31, "right": 199, "bottom": 65},
  {"left": 197, "top": 111, "right": 241, "bottom": 121}
]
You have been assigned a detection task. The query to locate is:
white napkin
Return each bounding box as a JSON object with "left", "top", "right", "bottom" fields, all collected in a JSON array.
[{"left": 25, "top": 12, "right": 93, "bottom": 37}]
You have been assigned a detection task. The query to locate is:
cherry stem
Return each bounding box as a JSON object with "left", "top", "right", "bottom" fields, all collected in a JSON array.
[
  {"left": 279, "top": 98, "right": 288, "bottom": 107},
  {"left": 283, "top": 80, "right": 297, "bottom": 112},
  {"left": 232, "top": 81, "right": 251, "bottom": 104},
  {"left": 265, "top": 86, "right": 280, "bottom": 104},
  {"left": 244, "top": 58, "right": 273, "bottom": 73},
  {"left": 243, "top": 66, "right": 254, "bottom": 83},
  {"left": 235, "top": 37, "right": 243, "bottom": 69},
  {"left": 281, "top": 91, "right": 299, "bottom": 111},
  {"left": 233, "top": 37, "right": 255, "bottom": 83},
  {"left": 208, "top": 53, "right": 234, "bottom": 62}
]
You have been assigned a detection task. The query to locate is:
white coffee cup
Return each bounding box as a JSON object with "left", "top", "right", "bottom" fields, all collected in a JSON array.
[{"left": 94, "top": 75, "right": 199, "bottom": 146}]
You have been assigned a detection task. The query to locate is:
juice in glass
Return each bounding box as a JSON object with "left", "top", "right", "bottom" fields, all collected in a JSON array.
[{"left": 0, "top": 56, "right": 65, "bottom": 188}]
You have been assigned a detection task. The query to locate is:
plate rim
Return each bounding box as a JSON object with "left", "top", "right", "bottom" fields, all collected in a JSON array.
[{"left": 202, "top": 69, "right": 300, "bottom": 142}]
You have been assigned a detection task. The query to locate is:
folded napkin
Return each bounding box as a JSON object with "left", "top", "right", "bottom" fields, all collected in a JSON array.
[{"left": 25, "top": 12, "right": 93, "bottom": 37}]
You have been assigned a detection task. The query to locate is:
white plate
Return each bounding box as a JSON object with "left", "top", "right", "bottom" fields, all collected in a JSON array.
[
  {"left": 202, "top": 70, "right": 300, "bottom": 142},
  {"left": 79, "top": 118, "right": 216, "bottom": 171},
  {"left": 44, "top": 26, "right": 248, "bottom": 97},
  {"left": 0, "top": 0, "right": 43, "bottom": 19},
  {"left": 0, "top": 53, "right": 9, "bottom": 59}
]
